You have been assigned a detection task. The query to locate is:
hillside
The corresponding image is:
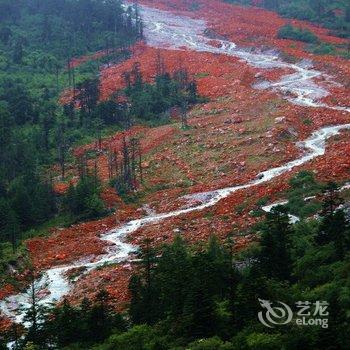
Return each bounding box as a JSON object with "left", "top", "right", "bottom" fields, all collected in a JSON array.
[
  {"left": 0, "top": 0, "right": 350, "bottom": 349},
  {"left": 225, "top": 0, "right": 350, "bottom": 38}
]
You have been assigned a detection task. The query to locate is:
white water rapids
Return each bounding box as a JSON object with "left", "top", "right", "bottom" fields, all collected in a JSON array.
[{"left": 1, "top": 2, "right": 349, "bottom": 327}]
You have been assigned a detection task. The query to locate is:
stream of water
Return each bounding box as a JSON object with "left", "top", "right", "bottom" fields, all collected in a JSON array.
[{"left": 1, "top": 2, "right": 349, "bottom": 327}]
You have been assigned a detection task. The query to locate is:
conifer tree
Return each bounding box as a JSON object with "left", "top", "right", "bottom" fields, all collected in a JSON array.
[
  {"left": 316, "top": 182, "right": 349, "bottom": 259},
  {"left": 23, "top": 271, "right": 48, "bottom": 347},
  {"left": 259, "top": 206, "right": 293, "bottom": 280}
]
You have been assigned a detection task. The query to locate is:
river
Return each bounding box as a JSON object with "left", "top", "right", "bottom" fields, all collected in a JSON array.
[{"left": 1, "top": 1, "right": 349, "bottom": 327}]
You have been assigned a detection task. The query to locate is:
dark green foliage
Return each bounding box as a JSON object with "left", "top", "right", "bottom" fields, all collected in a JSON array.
[
  {"left": 37, "top": 291, "right": 126, "bottom": 348},
  {"left": 96, "top": 324, "right": 165, "bottom": 350},
  {"left": 6, "top": 183, "right": 350, "bottom": 349},
  {"left": 309, "top": 42, "right": 336, "bottom": 55},
  {"left": 9, "top": 175, "right": 56, "bottom": 226},
  {"left": 277, "top": 24, "right": 319, "bottom": 43},
  {"left": 0, "top": 171, "right": 56, "bottom": 247},
  {"left": 63, "top": 174, "right": 106, "bottom": 221},
  {"left": 77, "top": 78, "right": 100, "bottom": 114},
  {"left": 95, "top": 99, "right": 128, "bottom": 126},
  {"left": 0, "top": 79, "right": 35, "bottom": 125},
  {"left": 21, "top": 273, "right": 51, "bottom": 347},
  {"left": 258, "top": 206, "right": 293, "bottom": 280},
  {"left": 316, "top": 182, "right": 349, "bottom": 259},
  {"left": 129, "top": 235, "right": 234, "bottom": 340},
  {"left": 0, "top": 0, "right": 138, "bottom": 258},
  {"left": 129, "top": 238, "right": 160, "bottom": 325},
  {"left": 286, "top": 171, "right": 321, "bottom": 218},
  {"left": 111, "top": 136, "right": 143, "bottom": 196},
  {"left": 124, "top": 64, "right": 203, "bottom": 122},
  {"left": 0, "top": 0, "right": 140, "bottom": 64},
  {"left": 0, "top": 198, "right": 19, "bottom": 251}
]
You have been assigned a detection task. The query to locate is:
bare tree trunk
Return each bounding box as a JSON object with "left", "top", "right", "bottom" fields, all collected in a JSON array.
[{"left": 138, "top": 142, "right": 143, "bottom": 183}]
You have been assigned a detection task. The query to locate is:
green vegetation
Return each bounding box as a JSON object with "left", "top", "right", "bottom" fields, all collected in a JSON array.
[
  {"left": 0, "top": 0, "right": 141, "bottom": 284},
  {"left": 0, "top": 0, "right": 140, "bottom": 63},
  {"left": 2, "top": 178, "right": 349, "bottom": 350},
  {"left": 277, "top": 24, "right": 319, "bottom": 43},
  {"left": 308, "top": 42, "right": 350, "bottom": 58},
  {"left": 225, "top": 0, "right": 350, "bottom": 38},
  {"left": 105, "top": 61, "right": 203, "bottom": 197},
  {"left": 0, "top": 0, "right": 205, "bottom": 290},
  {"left": 277, "top": 24, "right": 350, "bottom": 58},
  {"left": 225, "top": 1, "right": 350, "bottom": 58},
  {"left": 64, "top": 174, "right": 107, "bottom": 221},
  {"left": 286, "top": 171, "right": 322, "bottom": 218},
  {"left": 123, "top": 61, "right": 204, "bottom": 123}
]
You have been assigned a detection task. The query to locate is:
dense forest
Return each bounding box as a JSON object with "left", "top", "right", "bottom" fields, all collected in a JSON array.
[
  {"left": 1, "top": 173, "right": 349, "bottom": 349},
  {"left": 1, "top": 1, "right": 350, "bottom": 349},
  {"left": 0, "top": 0, "right": 202, "bottom": 285},
  {"left": 0, "top": 0, "right": 141, "bottom": 252},
  {"left": 225, "top": 0, "right": 350, "bottom": 38}
]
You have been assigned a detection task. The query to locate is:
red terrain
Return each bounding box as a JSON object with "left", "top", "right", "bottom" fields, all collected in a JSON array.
[{"left": 1, "top": 0, "right": 349, "bottom": 329}]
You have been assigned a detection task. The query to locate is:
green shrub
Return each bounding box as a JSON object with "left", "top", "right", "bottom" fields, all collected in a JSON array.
[
  {"left": 64, "top": 174, "right": 107, "bottom": 220},
  {"left": 277, "top": 24, "right": 319, "bottom": 43},
  {"left": 95, "top": 325, "right": 160, "bottom": 350},
  {"left": 246, "top": 332, "right": 283, "bottom": 350},
  {"left": 286, "top": 171, "right": 321, "bottom": 218},
  {"left": 310, "top": 43, "right": 336, "bottom": 55},
  {"left": 188, "top": 336, "right": 233, "bottom": 349},
  {"left": 279, "top": 3, "right": 315, "bottom": 21}
]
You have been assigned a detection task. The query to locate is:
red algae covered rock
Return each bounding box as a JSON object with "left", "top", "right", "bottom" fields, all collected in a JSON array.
[
  {"left": 5, "top": 0, "right": 348, "bottom": 316},
  {"left": 99, "top": 43, "right": 256, "bottom": 101},
  {"left": 0, "top": 284, "right": 15, "bottom": 300},
  {"left": 139, "top": 0, "right": 348, "bottom": 46},
  {"left": 67, "top": 264, "right": 132, "bottom": 312},
  {"left": 26, "top": 216, "right": 116, "bottom": 270}
]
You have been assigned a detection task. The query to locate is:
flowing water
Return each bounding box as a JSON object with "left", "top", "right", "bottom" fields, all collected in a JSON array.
[
  {"left": 1, "top": 2, "right": 350, "bottom": 327},
  {"left": 139, "top": 4, "right": 340, "bottom": 108}
]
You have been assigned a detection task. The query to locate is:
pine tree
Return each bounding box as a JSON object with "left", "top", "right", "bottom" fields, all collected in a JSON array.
[
  {"left": 55, "top": 118, "right": 69, "bottom": 180},
  {"left": 259, "top": 206, "right": 293, "bottom": 280},
  {"left": 316, "top": 182, "right": 349, "bottom": 259},
  {"left": 49, "top": 299, "right": 80, "bottom": 347},
  {"left": 129, "top": 238, "right": 160, "bottom": 325},
  {"left": 183, "top": 264, "right": 216, "bottom": 339},
  {"left": 156, "top": 235, "right": 190, "bottom": 319},
  {"left": 64, "top": 173, "right": 105, "bottom": 220},
  {"left": 0, "top": 198, "right": 19, "bottom": 251},
  {"left": 87, "top": 290, "right": 112, "bottom": 342},
  {"left": 23, "top": 271, "right": 48, "bottom": 347},
  {"left": 9, "top": 177, "right": 33, "bottom": 227},
  {"left": 76, "top": 78, "right": 99, "bottom": 114},
  {"left": 129, "top": 274, "right": 145, "bottom": 324},
  {"left": 321, "top": 182, "right": 343, "bottom": 216}
]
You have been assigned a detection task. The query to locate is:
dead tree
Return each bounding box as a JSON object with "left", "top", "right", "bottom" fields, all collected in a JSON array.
[
  {"left": 77, "top": 153, "right": 88, "bottom": 178},
  {"left": 107, "top": 149, "right": 114, "bottom": 180},
  {"left": 155, "top": 50, "right": 166, "bottom": 76},
  {"left": 67, "top": 57, "right": 72, "bottom": 87},
  {"left": 137, "top": 140, "right": 142, "bottom": 183},
  {"left": 122, "top": 71, "right": 131, "bottom": 88},
  {"left": 114, "top": 148, "right": 119, "bottom": 178},
  {"left": 180, "top": 101, "right": 188, "bottom": 128},
  {"left": 22, "top": 269, "right": 48, "bottom": 344},
  {"left": 113, "top": 136, "right": 142, "bottom": 193},
  {"left": 56, "top": 121, "right": 68, "bottom": 180},
  {"left": 72, "top": 66, "right": 76, "bottom": 99},
  {"left": 131, "top": 62, "right": 143, "bottom": 88}
]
